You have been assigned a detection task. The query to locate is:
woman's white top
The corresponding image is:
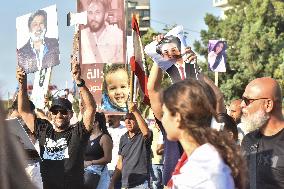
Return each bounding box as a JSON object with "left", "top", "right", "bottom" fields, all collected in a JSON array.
[{"left": 172, "top": 143, "right": 235, "bottom": 189}]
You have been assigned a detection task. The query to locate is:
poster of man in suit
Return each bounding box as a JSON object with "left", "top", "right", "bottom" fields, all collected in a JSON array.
[
  {"left": 145, "top": 25, "right": 198, "bottom": 83},
  {"left": 16, "top": 5, "right": 60, "bottom": 74}
]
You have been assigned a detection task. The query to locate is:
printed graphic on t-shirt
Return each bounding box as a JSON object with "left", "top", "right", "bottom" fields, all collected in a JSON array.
[{"left": 43, "top": 138, "right": 69, "bottom": 160}]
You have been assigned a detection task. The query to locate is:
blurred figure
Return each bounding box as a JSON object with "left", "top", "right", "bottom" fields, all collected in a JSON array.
[
  {"left": 161, "top": 79, "right": 246, "bottom": 189},
  {"left": 241, "top": 77, "right": 284, "bottom": 189},
  {"left": 107, "top": 114, "right": 126, "bottom": 189},
  {"left": 0, "top": 101, "right": 36, "bottom": 189},
  {"left": 7, "top": 99, "right": 43, "bottom": 189},
  {"left": 64, "top": 88, "right": 74, "bottom": 103},
  {"left": 229, "top": 99, "right": 248, "bottom": 143},
  {"left": 84, "top": 112, "right": 113, "bottom": 189},
  {"left": 149, "top": 121, "right": 164, "bottom": 189},
  {"left": 229, "top": 99, "right": 242, "bottom": 124},
  {"left": 217, "top": 113, "right": 239, "bottom": 144}
]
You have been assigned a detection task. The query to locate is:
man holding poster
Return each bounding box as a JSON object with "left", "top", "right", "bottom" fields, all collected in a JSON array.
[
  {"left": 17, "top": 6, "right": 60, "bottom": 73},
  {"left": 16, "top": 60, "right": 96, "bottom": 189}
]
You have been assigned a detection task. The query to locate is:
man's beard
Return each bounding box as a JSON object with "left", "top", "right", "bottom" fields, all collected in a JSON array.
[
  {"left": 30, "top": 28, "right": 46, "bottom": 42},
  {"left": 88, "top": 20, "right": 105, "bottom": 32},
  {"left": 241, "top": 109, "right": 269, "bottom": 133}
]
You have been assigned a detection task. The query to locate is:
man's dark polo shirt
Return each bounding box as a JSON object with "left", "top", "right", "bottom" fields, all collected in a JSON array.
[{"left": 118, "top": 131, "right": 152, "bottom": 188}]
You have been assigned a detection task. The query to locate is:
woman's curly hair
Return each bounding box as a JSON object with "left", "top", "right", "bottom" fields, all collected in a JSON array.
[{"left": 162, "top": 79, "right": 246, "bottom": 189}]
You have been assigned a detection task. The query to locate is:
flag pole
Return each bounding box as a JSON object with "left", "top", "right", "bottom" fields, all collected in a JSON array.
[
  {"left": 215, "top": 72, "right": 218, "bottom": 87},
  {"left": 129, "top": 68, "right": 135, "bottom": 103}
]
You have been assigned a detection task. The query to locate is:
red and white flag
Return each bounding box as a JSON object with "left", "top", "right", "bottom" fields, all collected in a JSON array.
[{"left": 129, "top": 15, "right": 150, "bottom": 105}]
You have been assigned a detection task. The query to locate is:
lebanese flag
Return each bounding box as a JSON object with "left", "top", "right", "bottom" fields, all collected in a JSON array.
[{"left": 130, "top": 15, "right": 150, "bottom": 105}]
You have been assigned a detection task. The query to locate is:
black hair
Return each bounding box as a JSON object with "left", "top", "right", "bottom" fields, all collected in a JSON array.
[
  {"left": 156, "top": 35, "right": 181, "bottom": 55},
  {"left": 28, "top": 9, "right": 47, "bottom": 30},
  {"left": 217, "top": 113, "right": 238, "bottom": 142},
  {"left": 95, "top": 112, "right": 112, "bottom": 140}
]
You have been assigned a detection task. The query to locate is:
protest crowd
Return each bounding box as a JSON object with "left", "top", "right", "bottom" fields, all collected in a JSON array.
[{"left": 1, "top": 0, "right": 284, "bottom": 189}]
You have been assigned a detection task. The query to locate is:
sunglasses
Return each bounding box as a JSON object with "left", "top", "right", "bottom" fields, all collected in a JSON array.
[
  {"left": 241, "top": 96, "right": 269, "bottom": 106},
  {"left": 51, "top": 109, "right": 68, "bottom": 115}
]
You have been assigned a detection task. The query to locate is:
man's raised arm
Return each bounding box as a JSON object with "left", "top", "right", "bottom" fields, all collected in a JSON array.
[
  {"left": 71, "top": 62, "right": 96, "bottom": 131},
  {"left": 16, "top": 67, "right": 35, "bottom": 132},
  {"left": 128, "top": 102, "right": 150, "bottom": 138},
  {"left": 147, "top": 63, "right": 163, "bottom": 121}
]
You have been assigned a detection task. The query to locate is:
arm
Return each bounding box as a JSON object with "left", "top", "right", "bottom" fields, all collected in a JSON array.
[
  {"left": 16, "top": 67, "right": 36, "bottom": 133},
  {"left": 156, "top": 144, "right": 164, "bottom": 155},
  {"left": 108, "top": 155, "right": 123, "bottom": 189},
  {"left": 72, "top": 62, "right": 96, "bottom": 131},
  {"left": 147, "top": 63, "right": 163, "bottom": 120},
  {"left": 156, "top": 131, "right": 164, "bottom": 155},
  {"left": 128, "top": 102, "right": 150, "bottom": 138},
  {"left": 84, "top": 135, "right": 113, "bottom": 166}
]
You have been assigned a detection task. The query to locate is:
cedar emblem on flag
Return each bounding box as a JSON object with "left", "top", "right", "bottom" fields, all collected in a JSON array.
[{"left": 130, "top": 15, "right": 150, "bottom": 105}]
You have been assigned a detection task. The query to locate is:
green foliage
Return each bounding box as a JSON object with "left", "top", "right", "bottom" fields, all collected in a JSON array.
[{"left": 194, "top": 0, "right": 284, "bottom": 102}]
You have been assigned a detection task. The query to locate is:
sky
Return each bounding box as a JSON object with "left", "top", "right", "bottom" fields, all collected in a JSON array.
[{"left": 0, "top": 0, "right": 220, "bottom": 100}]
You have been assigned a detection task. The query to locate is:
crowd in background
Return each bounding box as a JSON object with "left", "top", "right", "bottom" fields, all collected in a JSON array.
[{"left": 1, "top": 30, "right": 284, "bottom": 189}]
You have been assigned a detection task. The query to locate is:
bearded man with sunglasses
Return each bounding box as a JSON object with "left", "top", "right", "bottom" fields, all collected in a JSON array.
[
  {"left": 16, "top": 62, "right": 96, "bottom": 189},
  {"left": 241, "top": 77, "right": 284, "bottom": 189}
]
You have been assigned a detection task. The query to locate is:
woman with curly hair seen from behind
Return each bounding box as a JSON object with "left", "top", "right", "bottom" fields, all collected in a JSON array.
[{"left": 161, "top": 79, "right": 246, "bottom": 189}]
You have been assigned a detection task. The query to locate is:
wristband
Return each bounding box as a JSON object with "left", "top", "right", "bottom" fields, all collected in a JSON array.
[{"left": 76, "top": 79, "right": 85, "bottom": 87}]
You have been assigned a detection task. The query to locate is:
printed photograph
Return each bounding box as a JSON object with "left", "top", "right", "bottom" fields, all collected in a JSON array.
[
  {"left": 16, "top": 5, "right": 60, "bottom": 73},
  {"left": 208, "top": 40, "right": 227, "bottom": 72},
  {"left": 144, "top": 25, "right": 197, "bottom": 83},
  {"left": 79, "top": 0, "right": 125, "bottom": 64},
  {"left": 101, "top": 63, "right": 129, "bottom": 113}
]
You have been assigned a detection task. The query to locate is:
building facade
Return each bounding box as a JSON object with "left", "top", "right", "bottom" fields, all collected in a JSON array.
[{"left": 126, "top": 0, "right": 150, "bottom": 36}]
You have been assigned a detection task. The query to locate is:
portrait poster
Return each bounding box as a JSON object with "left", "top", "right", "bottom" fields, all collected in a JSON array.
[
  {"left": 16, "top": 4, "right": 60, "bottom": 74},
  {"left": 78, "top": 0, "right": 126, "bottom": 64},
  {"left": 81, "top": 64, "right": 104, "bottom": 110},
  {"left": 144, "top": 25, "right": 187, "bottom": 71},
  {"left": 30, "top": 67, "right": 52, "bottom": 109},
  {"left": 208, "top": 40, "right": 227, "bottom": 72},
  {"left": 100, "top": 63, "right": 129, "bottom": 113},
  {"left": 144, "top": 25, "right": 197, "bottom": 83}
]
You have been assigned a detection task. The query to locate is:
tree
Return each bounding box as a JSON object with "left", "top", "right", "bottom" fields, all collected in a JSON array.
[{"left": 194, "top": 0, "right": 284, "bottom": 102}]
